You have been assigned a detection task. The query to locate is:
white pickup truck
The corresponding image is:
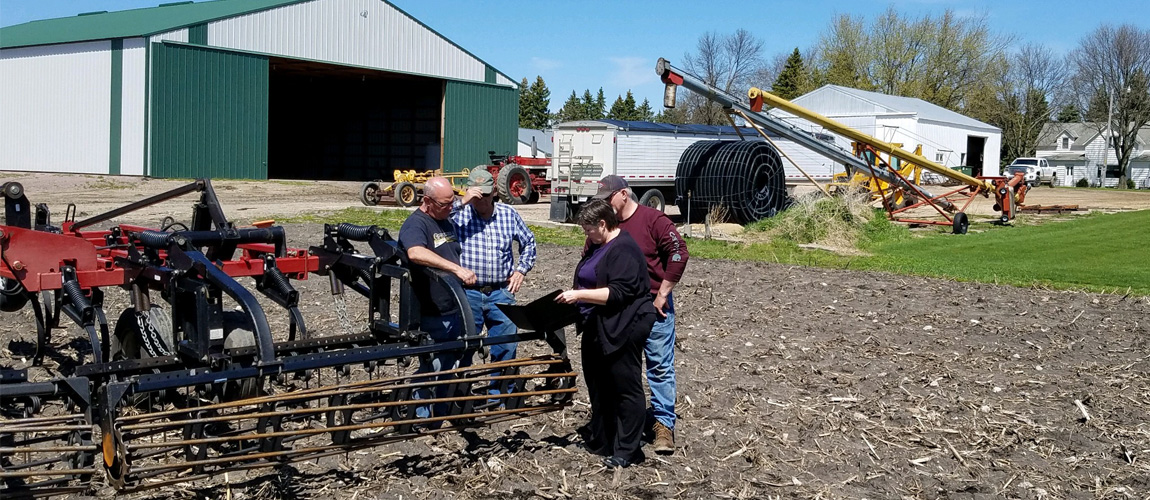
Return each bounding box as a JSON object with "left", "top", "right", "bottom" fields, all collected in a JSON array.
[{"left": 1006, "top": 157, "right": 1056, "bottom": 187}]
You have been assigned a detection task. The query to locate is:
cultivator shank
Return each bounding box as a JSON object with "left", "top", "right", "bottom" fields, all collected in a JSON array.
[{"left": 0, "top": 180, "right": 576, "bottom": 497}]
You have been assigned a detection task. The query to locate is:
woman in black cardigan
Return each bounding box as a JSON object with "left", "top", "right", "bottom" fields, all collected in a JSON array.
[{"left": 556, "top": 199, "right": 657, "bottom": 468}]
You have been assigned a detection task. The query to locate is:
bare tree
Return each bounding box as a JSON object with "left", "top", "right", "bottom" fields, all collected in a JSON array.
[
  {"left": 977, "top": 43, "right": 1067, "bottom": 163},
  {"left": 1069, "top": 24, "right": 1150, "bottom": 188},
  {"left": 679, "top": 29, "right": 765, "bottom": 124}
]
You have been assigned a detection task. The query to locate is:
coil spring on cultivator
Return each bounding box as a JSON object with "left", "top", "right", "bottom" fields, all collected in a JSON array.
[{"left": 0, "top": 180, "right": 578, "bottom": 498}]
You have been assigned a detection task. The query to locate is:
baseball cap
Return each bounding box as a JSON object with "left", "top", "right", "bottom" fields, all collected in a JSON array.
[
  {"left": 593, "top": 174, "right": 628, "bottom": 199},
  {"left": 467, "top": 168, "right": 495, "bottom": 194}
]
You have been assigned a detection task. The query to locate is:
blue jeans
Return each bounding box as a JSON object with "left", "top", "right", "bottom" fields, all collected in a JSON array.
[
  {"left": 464, "top": 288, "right": 518, "bottom": 363},
  {"left": 413, "top": 314, "right": 467, "bottom": 420},
  {"left": 465, "top": 288, "right": 518, "bottom": 396},
  {"left": 646, "top": 293, "right": 676, "bottom": 430}
]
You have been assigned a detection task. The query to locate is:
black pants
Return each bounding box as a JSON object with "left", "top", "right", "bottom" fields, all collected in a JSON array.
[{"left": 581, "top": 327, "right": 646, "bottom": 463}]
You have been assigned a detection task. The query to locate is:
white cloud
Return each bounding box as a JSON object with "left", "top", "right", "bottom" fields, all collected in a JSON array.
[
  {"left": 531, "top": 57, "right": 562, "bottom": 72},
  {"left": 608, "top": 56, "right": 655, "bottom": 88}
]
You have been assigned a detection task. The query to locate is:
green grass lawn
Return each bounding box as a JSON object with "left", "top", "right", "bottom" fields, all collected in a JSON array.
[
  {"left": 857, "top": 210, "right": 1150, "bottom": 295},
  {"left": 276, "top": 207, "right": 1150, "bottom": 296}
]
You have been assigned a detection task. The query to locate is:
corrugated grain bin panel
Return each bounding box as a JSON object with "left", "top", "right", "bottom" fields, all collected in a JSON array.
[
  {"left": 150, "top": 43, "right": 268, "bottom": 179},
  {"left": 442, "top": 80, "right": 515, "bottom": 172}
]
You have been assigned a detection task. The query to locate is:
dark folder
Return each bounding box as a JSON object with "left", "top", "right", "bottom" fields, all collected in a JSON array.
[{"left": 496, "top": 289, "right": 581, "bottom": 332}]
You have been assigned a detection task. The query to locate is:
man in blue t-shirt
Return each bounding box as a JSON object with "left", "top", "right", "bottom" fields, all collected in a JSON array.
[{"left": 398, "top": 176, "right": 477, "bottom": 422}]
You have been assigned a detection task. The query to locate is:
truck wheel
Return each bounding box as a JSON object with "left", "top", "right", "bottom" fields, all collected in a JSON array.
[
  {"left": 952, "top": 212, "right": 969, "bottom": 234},
  {"left": 638, "top": 189, "right": 665, "bottom": 212},
  {"left": 395, "top": 182, "right": 419, "bottom": 207},
  {"left": 497, "top": 164, "right": 532, "bottom": 204},
  {"left": 360, "top": 181, "right": 381, "bottom": 206}
]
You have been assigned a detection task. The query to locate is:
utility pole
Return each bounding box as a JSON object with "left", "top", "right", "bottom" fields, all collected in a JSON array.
[{"left": 1103, "top": 88, "right": 1113, "bottom": 188}]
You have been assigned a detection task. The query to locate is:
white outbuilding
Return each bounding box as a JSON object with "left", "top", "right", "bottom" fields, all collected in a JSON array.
[{"left": 773, "top": 85, "right": 1002, "bottom": 178}]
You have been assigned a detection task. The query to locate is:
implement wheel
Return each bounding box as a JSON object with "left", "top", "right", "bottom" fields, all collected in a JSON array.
[
  {"left": 360, "top": 182, "right": 381, "bottom": 206},
  {"left": 0, "top": 276, "right": 29, "bottom": 312},
  {"left": 952, "top": 212, "right": 969, "bottom": 235},
  {"left": 395, "top": 182, "right": 419, "bottom": 207}
]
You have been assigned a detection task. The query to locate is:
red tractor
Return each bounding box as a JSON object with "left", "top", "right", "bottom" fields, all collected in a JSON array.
[{"left": 484, "top": 152, "right": 550, "bottom": 205}]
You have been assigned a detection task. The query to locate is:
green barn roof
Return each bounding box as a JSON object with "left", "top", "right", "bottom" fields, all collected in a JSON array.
[{"left": 0, "top": 0, "right": 307, "bottom": 49}]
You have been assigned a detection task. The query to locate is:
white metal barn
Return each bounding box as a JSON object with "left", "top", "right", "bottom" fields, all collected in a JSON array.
[
  {"left": 0, "top": 0, "right": 519, "bottom": 180},
  {"left": 773, "top": 85, "right": 1003, "bottom": 178}
]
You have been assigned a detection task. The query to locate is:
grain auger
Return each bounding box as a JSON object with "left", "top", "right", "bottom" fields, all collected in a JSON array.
[
  {"left": 0, "top": 179, "right": 577, "bottom": 498},
  {"left": 656, "top": 57, "right": 1030, "bottom": 233}
]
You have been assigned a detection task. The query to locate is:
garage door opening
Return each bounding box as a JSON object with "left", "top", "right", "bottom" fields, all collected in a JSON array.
[
  {"left": 965, "top": 135, "right": 986, "bottom": 177},
  {"left": 268, "top": 57, "right": 443, "bottom": 181}
]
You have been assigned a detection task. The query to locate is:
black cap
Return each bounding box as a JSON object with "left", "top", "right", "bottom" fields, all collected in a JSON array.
[{"left": 593, "top": 175, "right": 628, "bottom": 199}]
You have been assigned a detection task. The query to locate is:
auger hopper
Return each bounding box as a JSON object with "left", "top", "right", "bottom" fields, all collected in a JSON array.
[{"left": 0, "top": 180, "right": 577, "bottom": 497}]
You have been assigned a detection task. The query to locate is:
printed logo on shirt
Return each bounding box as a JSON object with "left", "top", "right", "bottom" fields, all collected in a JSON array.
[{"left": 432, "top": 232, "right": 456, "bottom": 248}]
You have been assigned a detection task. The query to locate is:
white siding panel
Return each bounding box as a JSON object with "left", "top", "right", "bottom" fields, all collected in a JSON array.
[
  {"left": 496, "top": 74, "right": 515, "bottom": 86},
  {"left": 1131, "top": 164, "right": 1150, "bottom": 189},
  {"left": 152, "top": 29, "right": 189, "bottom": 43},
  {"left": 0, "top": 42, "right": 112, "bottom": 173},
  {"left": 120, "top": 38, "right": 147, "bottom": 176},
  {"left": 208, "top": 0, "right": 489, "bottom": 83}
]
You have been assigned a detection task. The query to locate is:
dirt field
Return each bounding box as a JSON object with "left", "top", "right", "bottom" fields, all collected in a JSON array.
[{"left": 3, "top": 173, "right": 1150, "bottom": 499}]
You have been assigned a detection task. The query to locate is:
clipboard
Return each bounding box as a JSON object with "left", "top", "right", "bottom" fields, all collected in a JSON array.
[{"left": 496, "top": 289, "right": 581, "bottom": 332}]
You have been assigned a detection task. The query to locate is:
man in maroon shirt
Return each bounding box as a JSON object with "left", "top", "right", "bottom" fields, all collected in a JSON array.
[{"left": 593, "top": 175, "right": 688, "bottom": 455}]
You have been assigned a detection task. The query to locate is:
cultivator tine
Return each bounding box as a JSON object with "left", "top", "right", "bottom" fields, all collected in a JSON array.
[
  {"left": 0, "top": 378, "right": 96, "bottom": 499},
  {"left": 97, "top": 356, "right": 575, "bottom": 491}
]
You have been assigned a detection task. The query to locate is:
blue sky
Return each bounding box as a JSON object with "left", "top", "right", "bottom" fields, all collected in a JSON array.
[{"left": 2, "top": 0, "right": 1144, "bottom": 112}]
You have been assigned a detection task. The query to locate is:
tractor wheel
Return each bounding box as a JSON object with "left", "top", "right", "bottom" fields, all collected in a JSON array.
[
  {"left": 952, "top": 212, "right": 969, "bottom": 235},
  {"left": 360, "top": 181, "right": 381, "bottom": 206},
  {"left": 395, "top": 182, "right": 419, "bottom": 207},
  {"left": 496, "top": 164, "right": 532, "bottom": 204},
  {"left": 638, "top": 189, "right": 666, "bottom": 212},
  {"left": 528, "top": 190, "right": 540, "bottom": 204},
  {"left": 0, "top": 277, "right": 29, "bottom": 313}
]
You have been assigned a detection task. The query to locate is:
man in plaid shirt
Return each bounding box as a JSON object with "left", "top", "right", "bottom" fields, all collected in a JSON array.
[{"left": 452, "top": 169, "right": 537, "bottom": 372}]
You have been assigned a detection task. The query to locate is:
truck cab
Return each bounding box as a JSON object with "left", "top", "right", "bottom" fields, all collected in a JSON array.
[{"left": 1006, "top": 157, "right": 1055, "bottom": 187}]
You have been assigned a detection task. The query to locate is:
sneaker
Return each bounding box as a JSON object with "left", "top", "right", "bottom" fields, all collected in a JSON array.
[
  {"left": 602, "top": 456, "right": 631, "bottom": 468},
  {"left": 652, "top": 422, "right": 675, "bottom": 455}
]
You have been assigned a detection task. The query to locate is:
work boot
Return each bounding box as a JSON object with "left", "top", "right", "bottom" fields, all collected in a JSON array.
[{"left": 652, "top": 422, "right": 675, "bottom": 455}]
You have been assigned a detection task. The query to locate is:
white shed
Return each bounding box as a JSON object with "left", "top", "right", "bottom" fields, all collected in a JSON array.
[{"left": 772, "top": 85, "right": 1003, "bottom": 178}]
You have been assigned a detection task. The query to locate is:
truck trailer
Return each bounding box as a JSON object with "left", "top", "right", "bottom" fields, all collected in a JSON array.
[{"left": 547, "top": 120, "right": 842, "bottom": 222}]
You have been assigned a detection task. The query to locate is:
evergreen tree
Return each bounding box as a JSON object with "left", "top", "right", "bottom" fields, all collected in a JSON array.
[
  {"left": 554, "top": 91, "right": 584, "bottom": 123},
  {"left": 518, "top": 76, "right": 551, "bottom": 129},
  {"left": 580, "top": 90, "right": 597, "bottom": 120},
  {"left": 595, "top": 88, "right": 607, "bottom": 120},
  {"left": 636, "top": 98, "right": 655, "bottom": 121},
  {"left": 518, "top": 77, "right": 531, "bottom": 127},
  {"left": 607, "top": 96, "right": 630, "bottom": 120},
  {"left": 654, "top": 106, "right": 689, "bottom": 124},
  {"left": 607, "top": 91, "right": 641, "bottom": 120},
  {"left": 1057, "top": 104, "right": 1081, "bottom": 123},
  {"left": 771, "top": 48, "right": 806, "bottom": 100}
]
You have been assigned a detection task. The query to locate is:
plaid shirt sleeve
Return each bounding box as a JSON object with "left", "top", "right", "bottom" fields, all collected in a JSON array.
[{"left": 511, "top": 210, "right": 536, "bottom": 275}]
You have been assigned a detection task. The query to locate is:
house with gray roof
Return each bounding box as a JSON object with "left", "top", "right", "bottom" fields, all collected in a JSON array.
[
  {"left": 1035, "top": 122, "right": 1150, "bottom": 188},
  {"left": 774, "top": 85, "right": 1002, "bottom": 177}
]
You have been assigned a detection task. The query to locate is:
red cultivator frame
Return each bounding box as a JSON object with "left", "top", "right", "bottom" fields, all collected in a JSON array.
[{"left": 1, "top": 180, "right": 577, "bottom": 498}]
